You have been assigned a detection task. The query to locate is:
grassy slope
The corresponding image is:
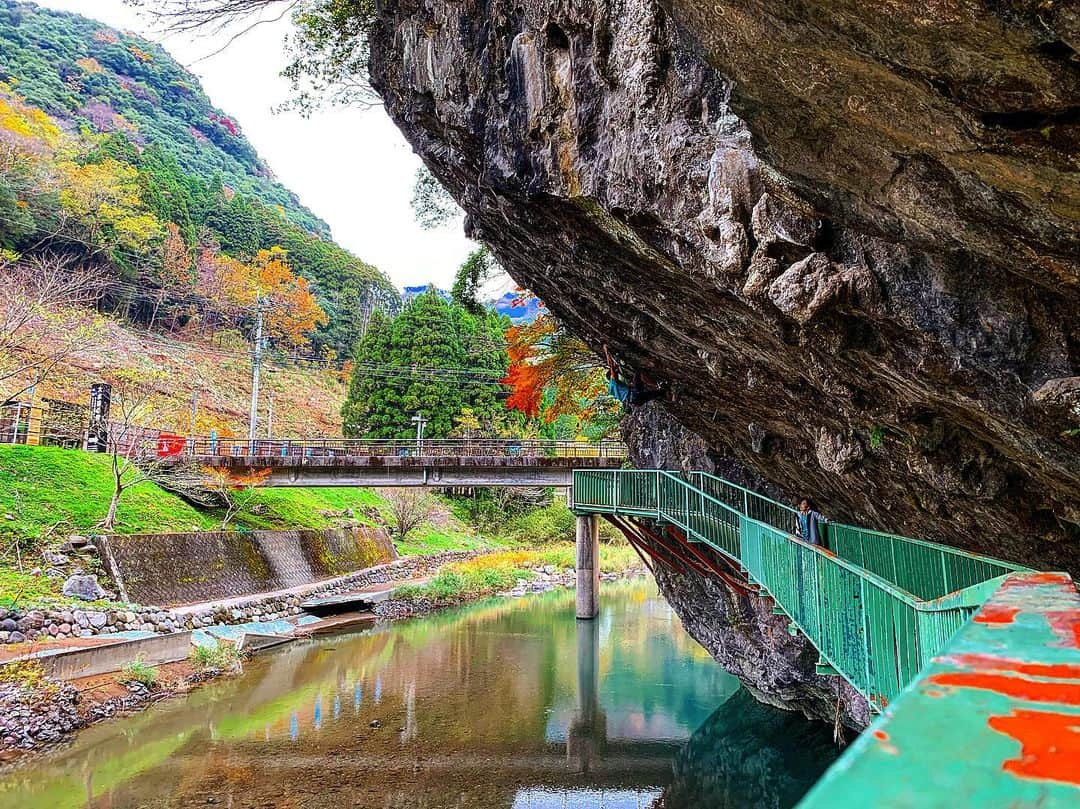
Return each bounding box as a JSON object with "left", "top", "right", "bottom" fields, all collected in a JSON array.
[
  {"left": 0, "top": 446, "right": 640, "bottom": 608},
  {"left": 0, "top": 445, "right": 495, "bottom": 604},
  {"left": 0, "top": 445, "right": 387, "bottom": 537}
]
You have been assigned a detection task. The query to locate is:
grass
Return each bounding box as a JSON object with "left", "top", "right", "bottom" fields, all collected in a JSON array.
[
  {"left": 0, "top": 566, "right": 64, "bottom": 606},
  {"left": 120, "top": 657, "right": 157, "bottom": 688},
  {"left": 0, "top": 659, "right": 54, "bottom": 693},
  {"left": 526, "top": 542, "right": 642, "bottom": 573},
  {"left": 235, "top": 487, "right": 384, "bottom": 531},
  {"left": 394, "top": 523, "right": 506, "bottom": 557},
  {"left": 189, "top": 641, "right": 243, "bottom": 672},
  {"left": 391, "top": 544, "right": 644, "bottom": 606},
  {"left": 502, "top": 503, "right": 577, "bottom": 544},
  {"left": 0, "top": 444, "right": 434, "bottom": 606},
  {"left": 0, "top": 445, "right": 644, "bottom": 610},
  {"left": 0, "top": 445, "right": 218, "bottom": 541},
  {"left": 0, "top": 445, "right": 394, "bottom": 540},
  {"left": 393, "top": 551, "right": 535, "bottom": 603}
]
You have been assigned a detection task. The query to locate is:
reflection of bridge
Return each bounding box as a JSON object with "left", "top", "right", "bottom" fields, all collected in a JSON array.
[
  {"left": 572, "top": 469, "right": 1080, "bottom": 808},
  {"left": 175, "top": 437, "right": 626, "bottom": 487}
]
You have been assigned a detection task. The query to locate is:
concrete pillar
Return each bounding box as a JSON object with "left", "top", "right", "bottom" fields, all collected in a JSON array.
[
  {"left": 567, "top": 615, "right": 605, "bottom": 772},
  {"left": 575, "top": 514, "right": 600, "bottom": 619}
]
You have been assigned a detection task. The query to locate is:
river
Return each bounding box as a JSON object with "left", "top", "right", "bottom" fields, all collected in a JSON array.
[{"left": 0, "top": 581, "right": 840, "bottom": 808}]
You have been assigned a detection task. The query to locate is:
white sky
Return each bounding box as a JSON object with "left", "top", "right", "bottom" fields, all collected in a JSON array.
[{"left": 36, "top": 0, "right": 475, "bottom": 290}]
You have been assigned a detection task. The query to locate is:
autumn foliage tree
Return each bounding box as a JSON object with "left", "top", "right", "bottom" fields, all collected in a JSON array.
[
  {"left": 502, "top": 309, "right": 620, "bottom": 437},
  {"left": 200, "top": 466, "right": 271, "bottom": 528},
  {"left": 198, "top": 245, "right": 328, "bottom": 349},
  {"left": 149, "top": 222, "right": 193, "bottom": 330}
]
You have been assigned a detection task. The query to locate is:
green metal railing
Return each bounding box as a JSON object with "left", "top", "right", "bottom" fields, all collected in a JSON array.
[
  {"left": 827, "top": 523, "right": 1025, "bottom": 600},
  {"left": 573, "top": 468, "right": 1028, "bottom": 710}
]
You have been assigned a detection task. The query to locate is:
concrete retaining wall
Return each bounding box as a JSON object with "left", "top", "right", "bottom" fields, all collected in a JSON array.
[
  {"left": 0, "top": 551, "right": 484, "bottom": 645},
  {"left": 96, "top": 527, "right": 396, "bottom": 606},
  {"left": 37, "top": 632, "right": 193, "bottom": 681}
]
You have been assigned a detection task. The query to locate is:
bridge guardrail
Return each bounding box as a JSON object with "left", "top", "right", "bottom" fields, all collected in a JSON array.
[
  {"left": 827, "top": 523, "right": 1027, "bottom": 601},
  {"left": 182, "top": 437, "right": 628, "bottom": 460},
  {"left": 573, "top": 468, "right": 1028, "bottom": 709}
]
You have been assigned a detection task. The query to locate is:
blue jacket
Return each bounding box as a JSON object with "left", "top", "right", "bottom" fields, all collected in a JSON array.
[{"left": 608, "top": 377, "right": 631, "bottom": 404}]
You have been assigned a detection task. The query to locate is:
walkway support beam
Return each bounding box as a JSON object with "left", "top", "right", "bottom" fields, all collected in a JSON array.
[{"left": 575, "top": 514, "right": 600, "bottom": 619}]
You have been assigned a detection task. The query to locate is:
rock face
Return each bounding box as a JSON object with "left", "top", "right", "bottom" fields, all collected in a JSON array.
[
  {"left": 368, "top": 0, "right": 1079, "bottom": 716},
  {"left": 370, "top": 0, "right": 1078, "bottom": 570}
]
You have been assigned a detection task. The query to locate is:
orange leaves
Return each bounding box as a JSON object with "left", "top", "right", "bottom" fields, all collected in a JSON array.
[
  {"left": 503, "top": 362, "right": 544, "bottom": 418},
  {"left": 502, "top": 323, "right": 544, "bottom": 418},
  {"left": 127, "top": 45, "right": 153, "bottom": 64},
  {"left": 200, "top": 465, "right": 270, "bottom": 491},
  {"left": 255, "top": 249, "right": 328, "bottom": 349},
  {"left": 502, "top": 313, "right": 618, "bottom": 429},
  {"left": 75, "top": 57, "right": 104, "bottom": 75},
  {"left": 196, "top": 245, "right": 327, "bottom": 348},
  {"left": 160, "top": 223, "right": 193, "bottom": 289}
]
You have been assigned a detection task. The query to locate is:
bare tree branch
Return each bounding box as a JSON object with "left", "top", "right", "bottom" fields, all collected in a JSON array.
[
  {"left": 383, "top": 488, "right": 437, "bottom": 540},
  {"left": 0, "top": 255, "right": 108, "bottom": 400},
  {"left": 126, "top": 1, "right": 295, "bottom": 36}
]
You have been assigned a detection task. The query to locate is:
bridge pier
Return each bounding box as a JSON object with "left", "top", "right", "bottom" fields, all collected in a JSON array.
[{"left": 575, "top": 514, "right": 600, "bottom": 619}]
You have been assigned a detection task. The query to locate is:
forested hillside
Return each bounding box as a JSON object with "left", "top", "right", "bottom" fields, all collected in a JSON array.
[{"left": 0, "top": 0, "right": 396, "bottom": 359}]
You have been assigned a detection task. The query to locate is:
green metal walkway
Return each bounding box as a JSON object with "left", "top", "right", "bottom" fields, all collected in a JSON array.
[{"left": 573, "top": 469, "right": 1080, "bottom": 806}]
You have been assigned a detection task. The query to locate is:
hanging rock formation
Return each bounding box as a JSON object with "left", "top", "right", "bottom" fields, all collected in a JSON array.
[{"left": 368, "top": 0, "right": 1079, "bottom": 722}]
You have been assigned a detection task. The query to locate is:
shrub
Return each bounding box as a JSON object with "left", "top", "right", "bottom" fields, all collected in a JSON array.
[
  {"left": 120, "top": 657, "right": 157, "bottom": 687},
  {"left": 506, "top": 503, "right": 575, "bottom": 544},
  {"left": 189, "top": 641, "right": 242, "bottom": 673},
  {"left": 394, "top": 551, "right": 534, "bottom": 603}
]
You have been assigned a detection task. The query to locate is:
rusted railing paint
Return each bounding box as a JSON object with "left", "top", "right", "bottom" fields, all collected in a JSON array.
[{"left": 798, "top": 571, "right": 1080, "bottom": 808}]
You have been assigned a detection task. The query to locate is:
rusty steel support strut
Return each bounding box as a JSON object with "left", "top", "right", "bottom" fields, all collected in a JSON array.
[{"left": 602, "top": 515, "right": 690, "bottom": 575}]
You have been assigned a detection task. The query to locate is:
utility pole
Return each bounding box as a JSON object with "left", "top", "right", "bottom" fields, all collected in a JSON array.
[
  {"left": 248, "top": 298, "right": 264, "bottom": 453},
  {"left": 266, "top": 388, "right": 274, "bottom": 440},
  {"left": 411, "top": 411, "right": 428, "bottom": 456}
]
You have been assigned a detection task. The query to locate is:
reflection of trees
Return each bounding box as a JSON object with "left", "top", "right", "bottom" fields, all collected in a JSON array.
[
  {"left": 3, "top": 582, "right": 796, "bottom": 809},
  {"left": 663, "top": 689, "right": 842, "bottom": 809}
]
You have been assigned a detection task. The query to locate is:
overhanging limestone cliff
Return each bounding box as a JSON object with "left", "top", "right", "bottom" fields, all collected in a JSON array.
[{"left": 367, "top": 0, "right": 1079, "bottom": 722}]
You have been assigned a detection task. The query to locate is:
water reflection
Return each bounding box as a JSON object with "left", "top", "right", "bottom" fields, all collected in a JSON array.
[{"left": 0, "top": 581, "right": 839, "bottom": 808}]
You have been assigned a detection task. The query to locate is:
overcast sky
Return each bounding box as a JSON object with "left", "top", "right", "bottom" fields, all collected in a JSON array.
[{"left": 36, "top": 0, "right": 475, "bottom": 290}]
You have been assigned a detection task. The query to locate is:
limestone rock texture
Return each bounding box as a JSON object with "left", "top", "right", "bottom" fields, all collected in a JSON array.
[{"left": 369, "top": 0, "right": 1078, "bottom": 718}]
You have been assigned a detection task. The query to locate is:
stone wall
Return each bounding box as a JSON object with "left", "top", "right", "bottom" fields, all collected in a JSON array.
[
  {"left": 0, "top": 551, "right": 484, "bottom": 645},
  {"left": 96, "top": 527, "right": 396, "bottom": 607}
]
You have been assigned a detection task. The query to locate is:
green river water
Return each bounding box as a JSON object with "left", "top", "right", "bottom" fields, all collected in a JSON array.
[{"left": 0, "top": 581, "right": 840, "bottom": 808}]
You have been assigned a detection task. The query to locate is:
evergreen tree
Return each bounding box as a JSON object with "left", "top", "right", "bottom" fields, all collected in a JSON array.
[
  {"left": 341, "top": 288, "right": 509, "bottom": 439},
  {"left": 341, "top": 309, "right": 397, "bottom": 436}
]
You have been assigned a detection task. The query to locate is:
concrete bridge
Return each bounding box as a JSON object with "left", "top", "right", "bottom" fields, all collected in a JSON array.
[{"left": 176, "top": 437, "right": 626, "bottom": 488}]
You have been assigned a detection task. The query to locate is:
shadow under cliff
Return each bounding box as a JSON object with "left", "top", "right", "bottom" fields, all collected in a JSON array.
[{"left": 663, "top": 689, "right": 842, "bottom": 809}]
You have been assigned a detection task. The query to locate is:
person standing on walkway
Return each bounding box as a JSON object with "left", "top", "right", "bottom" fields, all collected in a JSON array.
[{"left": 795, "top": 498, "right": 829, "bottom": 547}]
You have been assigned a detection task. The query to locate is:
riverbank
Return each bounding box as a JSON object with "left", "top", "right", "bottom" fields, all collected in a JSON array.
[
  {"left": 1, "top": 579, "right": 841, "bottom": 809},
  {"left": 0, "top": 544, "right": 647, "bottom": 761},
  {"left": 376, "top": 549, "right": 647, "bottom": 620},
  {"left": 0, "top": 658, "right": 224, "bottom": 759}
]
